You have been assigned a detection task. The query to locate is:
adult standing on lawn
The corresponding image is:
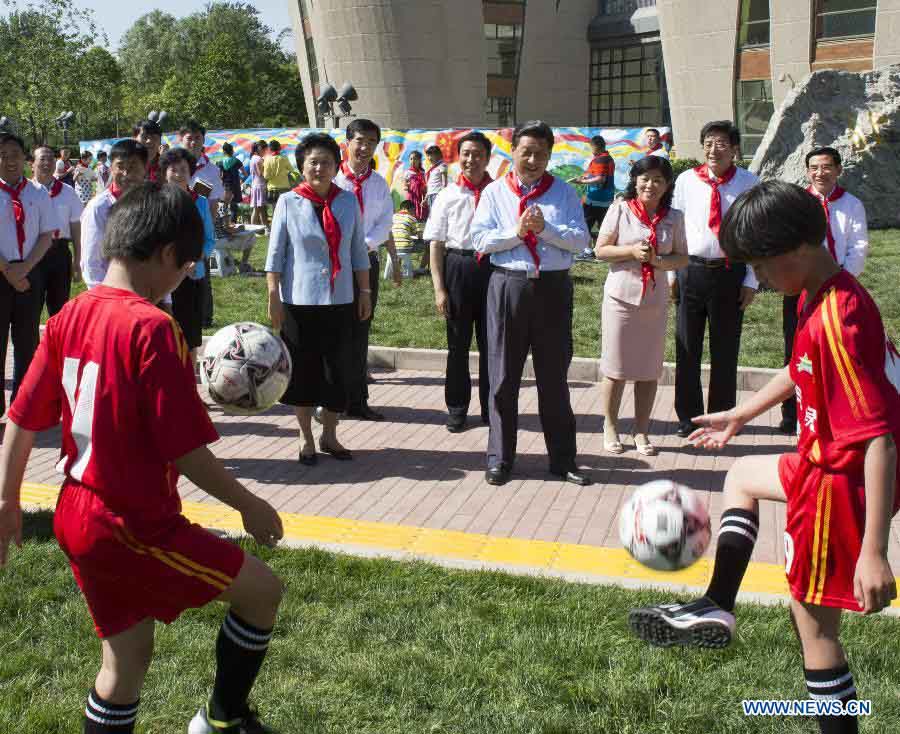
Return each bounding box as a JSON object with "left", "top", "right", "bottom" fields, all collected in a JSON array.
[
  {"left": 671, "top": 120, "right": 758, "bottom": 438},
  {"left": 266, "top": 132, "right": 372, "bottom": 464},
  {"left": 263, "top": 140, "right": 293, "bottom": 207},
  {"left": 334, "top": 119, "right": 400, "bottom": 421},
  {"left": 777, "top": 146, "right": 868, "bottom": 434},
  {"left": 594, "top": 155, "right": 688, "bottom": 457},
  {"left": 471, "top": 120, "right": 591, "bottom": 487},
  {"left": 249, "top": 140, "right": 269, "bottom": 230},
  {"left": 217, "top": 142, "right": 246, "bottom": 222},
  {"left": 425, "top": 131, "right": 494, "bottom": 434}
]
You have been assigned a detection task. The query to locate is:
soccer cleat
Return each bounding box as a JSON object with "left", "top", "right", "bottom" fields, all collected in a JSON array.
[
  {"left": 188, "top": 704, "right": 276, "bottom": 734},
  {"left": 628, "top": 597, "right": 735, "bottom": 649}
]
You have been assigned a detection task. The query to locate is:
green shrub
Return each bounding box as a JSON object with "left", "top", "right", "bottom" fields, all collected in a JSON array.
[{"left": 671, "top": 157, "right": 702, "bottom": 178}]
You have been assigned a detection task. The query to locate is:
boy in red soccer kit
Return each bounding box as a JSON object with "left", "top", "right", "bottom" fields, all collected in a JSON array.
[
  {"left": 629, "top": 181, "right": 899, "bottom": 734},
  {"left": 0, "top": 183, "right": 284, "bottom": 734}
]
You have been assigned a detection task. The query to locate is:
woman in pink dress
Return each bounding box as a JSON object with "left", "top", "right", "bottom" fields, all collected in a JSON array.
[
  {"left": 402, "top": 150, "right": 428, "bottom": 220},
  {"left": 250, "top": 140, "right": 269, "bottom": 229}
]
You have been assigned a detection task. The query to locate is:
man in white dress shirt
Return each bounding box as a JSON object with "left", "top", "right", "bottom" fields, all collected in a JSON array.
[
  {"left": 425, "top": 131, "right": 493, "bottom": 433},
  {"left": 644, "top": 128, "right": 669, "bottom": 159},
  {"left": 671, "top": 120, "right": 758, "bottom": 437},
  {"left": 778, "top": 146, "right": 868, "bottom": 433},
  {"left": 0, "top": 132, "right": 56, "bottom": 414}
]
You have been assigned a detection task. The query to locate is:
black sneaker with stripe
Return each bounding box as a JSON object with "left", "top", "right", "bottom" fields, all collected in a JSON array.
[{"left": 628, "top": 597, "right": 735, "bottom": 649}]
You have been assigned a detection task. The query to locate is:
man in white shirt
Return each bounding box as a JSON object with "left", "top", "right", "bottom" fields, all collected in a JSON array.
[
  {"left": 425, "top": 131, "right": 493, "bottom": 433},
  {"left": 31, "top": 144, "right": 83, "bottom": 315},
  {"left": 778, "top": 146, "right": 869, "bottom": 433},
  {"left": 334, "top": 118, "right": 399, "bottom": 421},
  {"left": 671, "top": 120, "right": 758, "bottom": 437},
  {"left": 0, "top": 132, "right": 56, "bottom": 413},
  {"left": 644, "top": 128, "right": 669, "bottom": 158}
]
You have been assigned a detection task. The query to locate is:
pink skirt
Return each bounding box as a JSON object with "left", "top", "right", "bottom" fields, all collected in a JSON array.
[
  {"left": 600, "top": 292, "right": 669, "bottom": 382},
  {"left": 250, "top": 183, "right": 268, "bottom": 207}
]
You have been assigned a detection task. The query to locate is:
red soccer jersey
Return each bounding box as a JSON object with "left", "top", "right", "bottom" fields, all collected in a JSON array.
[
  {"left": 791, "top": 270, "right": 900, "bottom": 476},
  {"left": 9, "top": 286, "right": 219, "bottom": 533}
]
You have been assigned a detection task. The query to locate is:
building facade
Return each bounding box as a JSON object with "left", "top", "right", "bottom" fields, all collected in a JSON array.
[{"left": 290, "top": 0, "right": 900, "bottom": 158}]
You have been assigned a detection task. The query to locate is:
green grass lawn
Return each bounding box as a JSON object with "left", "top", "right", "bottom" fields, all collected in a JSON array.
[
  {"left": 63, "top": 230, "right": 900, "bottom": 370},
  {"left": 2, "top": 512, "right": 900, "bottom": 733}
]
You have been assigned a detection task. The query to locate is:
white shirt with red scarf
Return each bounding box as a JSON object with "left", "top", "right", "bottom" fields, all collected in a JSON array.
[
  {"left": 39, "top": 180, "right": 83, "bottom": 240},
  {"left": 809, "top": 187, "right": 868, "bottom": 276},
  {"left": 334, "top": 166, "right": 393, "bottom": 252},
  {"left": 0, "top": 178, "right": 56, "bottom": 262},
  {"left": 191, "top": 153, "right": 225, "bottom": 203}
]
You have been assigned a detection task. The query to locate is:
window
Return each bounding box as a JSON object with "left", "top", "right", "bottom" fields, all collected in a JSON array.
[
  {"left": 485, "top": 96, "right": 514, "bottom": 127},
  {"left": 601, "top": 0, "right": 656, "bottom": 14},
  {"left": 485, "top": 23, "right": 522, "bottom": 77},
  {"left": 735, "top": 79, "right": 774, "bottom": 157},
  {"left": 738, "top": 0, "right": 770, "bottom": 47},
  {"left": 589, "top": 42, "right": 668, "bottom": 126},
  {"left": 815, "top": 0, "right": 877, "bottom": 39}
]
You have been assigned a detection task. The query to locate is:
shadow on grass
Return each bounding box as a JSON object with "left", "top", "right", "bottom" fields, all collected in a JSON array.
[{"left": 21, "top": 509, "right": 56, "bottom": 542}]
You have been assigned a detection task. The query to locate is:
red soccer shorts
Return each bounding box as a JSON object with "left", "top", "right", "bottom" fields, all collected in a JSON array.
[
  {"left": 779, "top": 452, "right": 899, "bottom": 611},
  {"left": 53, "top": 481, "right": 245, "bottom": 638}
]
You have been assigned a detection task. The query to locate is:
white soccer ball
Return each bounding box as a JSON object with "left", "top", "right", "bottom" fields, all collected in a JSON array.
[
  {"left": 200, "top": 323, "right": 292, "bottom": 415},
  {"left": 619, "top": 479, "right": 711, "bottom": 571}
]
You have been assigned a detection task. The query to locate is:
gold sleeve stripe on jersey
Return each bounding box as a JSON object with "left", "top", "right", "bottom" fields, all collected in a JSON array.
[
  {"left": 168, "top": 317, "right": 188, "bottom": 365},
  {"left": 820, "top": 289, "right": 861, "bottom": 420},
  {"left": 812, "top": 475, "right": 833, "bottom": 606},
  {"left": 826, "top": 291, "right": 871, "bottom": 417}
]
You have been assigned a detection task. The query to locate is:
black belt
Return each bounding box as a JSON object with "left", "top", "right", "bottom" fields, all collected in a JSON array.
[
  {"left": 494, "top": 267, "right": 568, "bottom": 281},
  {"left": 689, "top": 255, "right": 728, "bottom": 268},
  {"left": 52, "top": 238, "right": 72, "bottom": 247},
  {"left": 447, "top": 249, "right": 477, "bottom": 257}
]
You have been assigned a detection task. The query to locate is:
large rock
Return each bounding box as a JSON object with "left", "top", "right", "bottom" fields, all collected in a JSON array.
[{"left": 750, "top": 65, "right": 900, "bottom": 229}]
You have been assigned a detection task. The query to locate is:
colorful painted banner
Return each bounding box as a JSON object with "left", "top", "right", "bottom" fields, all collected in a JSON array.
[{"left": 81, "top": 126, "right": 672, "bottom": 195}]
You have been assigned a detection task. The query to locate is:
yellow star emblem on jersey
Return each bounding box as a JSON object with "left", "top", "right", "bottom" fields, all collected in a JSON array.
[{"left": 796, "top": 353, "right": 814, "bottom": 376}]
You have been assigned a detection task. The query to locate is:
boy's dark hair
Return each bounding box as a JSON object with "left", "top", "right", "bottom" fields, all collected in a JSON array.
[
  {"left": 591, "top": 135, "right": 606, "bottom": 149},
  {"left": 456, "top": 131, "right": 492, "bottom": 156},
  {"left": 133, "top": 119, "right": 162, "bottom": 138},
  {"left": 699, "top": 120, "right": 740, "bottom": 147},
  {"left": 32, "top": 144, "right": 56, "bottom": 160},
  {"left": 178, "top": 119, "right": 206, "bottom": 137},
  {"left": 295, "top": 132, "right": 341, "bottom": 170},
  {"left": 0, "top": 132, "right": 26, "bottom": 153},
  {"left": 346, "top": 118, "right": 381, "bottom": 143},
  {"left": 269, "top": 140, "right": 281, "bottom": 152},
  {"left": 805, "top": 146, "right": 842, "bottom": 168},
  {"left": 512, "top": 120, "right": 555, "bottom": 150},
  {"left": 159, "top": 147, "right": 198, "bottom": 178},
  {"left": 624, "top": 156, "right": 674, "bottom": 210},
  {"left": 425, "top": 144, "right": 443, "bottom": 159},
  {"left": 97, "top": 150, "right": 108, "bottom": 160},
  {"left": 398, "top": 199, "right": 415, "bottom": 212},
  {"left": 720, "top": 181, "right": 826, "bottom": 262},
  {"left": 222, "top": 142, "right": 234, "bottom": 156},
  {"left": 409, "top": 150, "right": 422, "bottom": 161},
  {"left": 102, "top": 182, "right": 204, "bottom": 267},
  {"left": 109, "top": 139, "right": 149, "bottom": 165}
]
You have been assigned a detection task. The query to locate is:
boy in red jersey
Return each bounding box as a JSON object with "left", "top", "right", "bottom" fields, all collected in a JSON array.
[
  {"left": 629, "top": 181, "right": 899, "bottom": 734},
  {"left": 0, "top": 182, "right": 284, "bottom": 734}
]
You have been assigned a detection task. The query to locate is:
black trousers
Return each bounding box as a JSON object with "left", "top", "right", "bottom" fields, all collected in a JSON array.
[
  {"left": 200, "top": 266, "right": 213, "bottom": 327},
  {"left": 346, "top": 250, "right": 380, "bottom": 411},
  {"left": 39, "top": 239, "right": 73, "bottom": 316},
  {"left": 675, "top": 261, "right": 746, "bottom": 423},
  {"left": 444, "top": 250, "right": 491, "bottom": 419},
  {"left": 486, "top": 268, "right": 576, "bottom": 471},
  {"left": 583, "top": 204, "right": 608, "bottom": 234},
  {"left": 782, "top": 294, "right": 801, "bottom": 425},
  {"left": 1, "top": 264, "right": 45, "bottom": 413}
]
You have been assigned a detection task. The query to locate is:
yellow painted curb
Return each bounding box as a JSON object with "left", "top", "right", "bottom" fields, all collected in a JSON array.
[{"left": 21, "top": 482, "right": 898, "bottom": 607}]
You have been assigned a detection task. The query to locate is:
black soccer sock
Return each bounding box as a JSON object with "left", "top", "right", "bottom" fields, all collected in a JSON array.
[
  {"left": 806, "top": 664, "right": 859, "bottom": 734},
  {"left": 703, "top": 508, "right": 758, "bottom": 612},
  {"left": 208, "top": 611, "right": 273, "bottom": 724},
  {"left": 82, "top": 689, "right": 138, "bottom": 733}
]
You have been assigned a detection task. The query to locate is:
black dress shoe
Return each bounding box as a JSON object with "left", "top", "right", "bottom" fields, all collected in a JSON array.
[
  {"left": 778, "top": 417, "right": 797, "bottom": 435},
  {"left": 346, "top": 405, "right": 384, "bottom": 421},
  {"left": 318, "top": 439, "right": 353, "bottom": 460},
  {"left": 299, "top": 450, "right": 317, "bottom": 466},
  {"left": 446, "top": 414, "right": 466, "bottom": 433},
  {"left": 485, "top": 465, "right": 511, "bottom": 486},
  {"left": 550, "top": 468, "right": 591, "bottom": 486},
  {"left": 676, "top": 422, "right": 694, "bottom": 438},
  {"left": 481, "top": 414, "right": 490, "bottom": 425}
]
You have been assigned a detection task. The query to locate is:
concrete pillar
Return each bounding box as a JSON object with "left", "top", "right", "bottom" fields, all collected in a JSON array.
[
  {"left": 770, "top": 1, "right": 812, "bottom": 109},
  {"left": 874, "top": 0, "right": 900, "bottom": 67}
]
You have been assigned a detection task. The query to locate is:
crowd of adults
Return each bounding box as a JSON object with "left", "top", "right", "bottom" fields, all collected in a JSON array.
[{"left": 0, "top": 114, "right": 867, "bottom": 486}]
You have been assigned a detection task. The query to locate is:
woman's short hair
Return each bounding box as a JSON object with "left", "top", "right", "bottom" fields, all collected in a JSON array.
[
  {"left": 295, "top": 133, "right": 341, "bottom": 170},
  {"left": 252, "top": 140, "right": 268, "bottom": 155},
  {"left": 159, "top": 147, "right": 198, "bottom": 179},
  {"left": 409, "top": 150, "right": 422, "bottom": 161},
  {"left": 222, "top": 142, "right": 234, "bottom": 156},
  {"left": 623, "top": 155, "right": 675, "bottom": 211}
]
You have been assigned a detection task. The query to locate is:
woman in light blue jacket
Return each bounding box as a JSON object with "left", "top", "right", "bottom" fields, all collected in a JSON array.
[{"left": 265, "top": 133, "right": 372, "bottom": 465}]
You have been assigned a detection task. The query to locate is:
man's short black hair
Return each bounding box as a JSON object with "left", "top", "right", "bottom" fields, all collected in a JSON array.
[
  {"left": 346, "top": 118, "right": 381, "bottom": 143},
  {"left": 805, "top": 146, "right": 842, "bottom": 168},
  {"left": 102, "top": 182, "right": 203, "bottom": 267},
  {"left": 645, "top": 128, "right": 661, "bottom": 137},
  {"left": 32, "top": 144, "right": 56, "bottom": 160},
  {"left": 133, "top": 119, "right": 162, "bottom": 138},
  {"left": 222, "top": 142, "right": 234, "bottom": 156},
  {"left": 0, "top": 132, "right": 26, "bottom": 153},
  {"left": 109, "top": 139, "right": 149, "bottom": 165},
  {"left": 456, "top": 131, "right": 492, "bottom": 156},
  {"left": 97, "top": 150, "right": 108, "bottom": 160},
  {"left": 699, "top": 120, "right": 740, "bottom": 147},
  {"left": 295, "top": 132, "right": 341, "bottom": 170},
  {"left": 512, "top": 120, "right": 554, "bottom": 150},
  {"left": 269, "top": 139, "right": 281, "bottom": 152},
  {"left": 425, "top": 145, "right": 443, "bottom": 158},
  {"left": 720, "top": 181, "right": 826, "bottom": 262},
  {"left": 590, "top": 135, "right": 606, "bottom": 149},
  {"left": 159, "top": 147, "right": 198, "bottom": 178},
  {"left": 178, "top": 119, "right": 206, "bottom": 137}
]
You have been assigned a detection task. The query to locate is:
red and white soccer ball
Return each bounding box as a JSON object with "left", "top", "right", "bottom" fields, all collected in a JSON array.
[
  {"left": 200, "top": 323, "right": 292, "bottom": 415},
  {"left": 619, "top": 479, "right": 712, "bottom": 571}
]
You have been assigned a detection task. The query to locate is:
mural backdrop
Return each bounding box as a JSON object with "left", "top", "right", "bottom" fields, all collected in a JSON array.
[{"left": 81, "top": 126, "right": 672, "bottom": 200}]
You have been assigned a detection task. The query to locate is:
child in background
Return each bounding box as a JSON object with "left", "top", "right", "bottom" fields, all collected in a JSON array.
[{"left": 387, "top": 199, "right": 419, "bottom": 279}]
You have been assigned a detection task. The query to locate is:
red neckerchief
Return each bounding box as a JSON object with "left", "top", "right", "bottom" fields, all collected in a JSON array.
[
  {"left": 49, "top": 179, "right": 63, "bottom": 198},
  {"left": 406, "top": 167, "right": 427, "bottom": 220},
  {"left": 626, "top": 198, "right": 669, "bottom": 299},
  {"left": 694, "top": 164, "right": 737, "bottom": 238},
  {"left": 147, "top": 160, "right": 160, "bottom": 182},
  {"left": 807, "top": 185, "right": 845, "bottom": 261},
  {"left": 647, "top": 143, "right": 663, "bottom": 153},
  {"left": 457, "top": 173, "right": 493, "bottom": 209},
  {"left": 0, "top": 177, "right": 28, "bottom": 257},
  {"left": 293, "top": 182, "right": 343, "bottom": 290},
  {"left": 505, "top": 171, "right": 555, "bottom": 272},
  {"left": 195, "top": 154, "right": 209, "bottom": 172},
  {"left": 341, "top": 161, "right": 372, "bottom": 214},
  {"left": 109, "top": 183, "right": 124, "bottom": 201}
]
